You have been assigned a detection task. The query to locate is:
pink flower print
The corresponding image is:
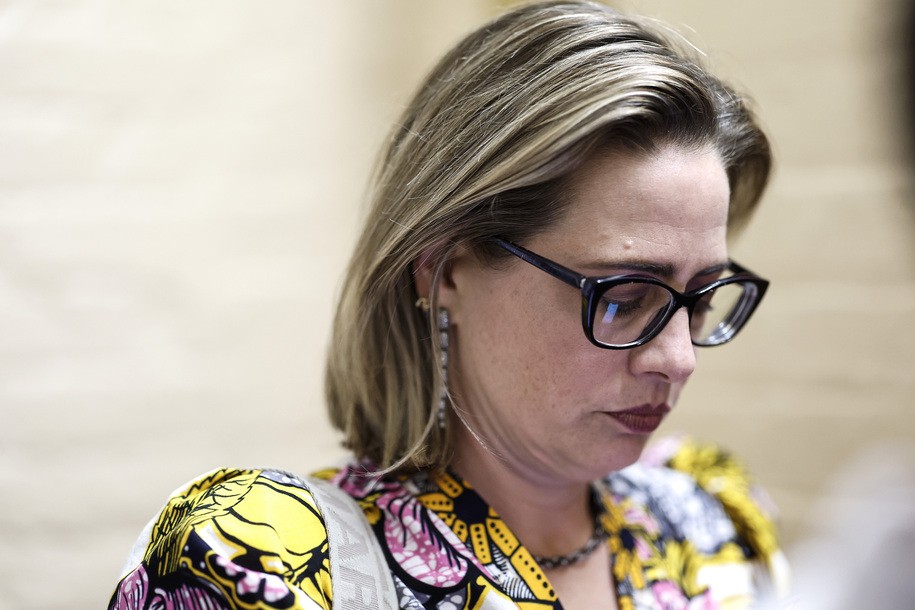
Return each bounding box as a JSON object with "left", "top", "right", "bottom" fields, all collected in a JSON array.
[
  {"left": 652, "top": 580, "right": 690, "bottom": 610},
  {"left": 377, "top": 491, "right": 472, "bottom": 588},
  {"left": 112, "top": 563, "right": 231, "bottom": 610},
  {"left": 110, "top": 566, "right": 149, "bottom": 609},
  {"left": 148, "top": 584, "right": 228, "bottom": 610},
  {"left": 634, "top": 536, "right": 654, "bottom": 561},
  {"left": 214, "top": 555, "right": 291, "bottom": 604},
  {"left": 686, "top": 591, "right": 718, "bottom": 610},
  {"left": 624, "top": 504, "right": 660, "bottom": 535}
]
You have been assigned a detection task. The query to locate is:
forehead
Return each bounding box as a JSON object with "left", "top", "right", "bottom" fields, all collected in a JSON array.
[{"left": 532, "top": 144, "right": 731, "bottom": 279}]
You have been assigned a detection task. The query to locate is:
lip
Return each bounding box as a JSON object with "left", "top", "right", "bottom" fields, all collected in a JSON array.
[{"left": 604, "top": 403, "right": 671, "bottom": 434}]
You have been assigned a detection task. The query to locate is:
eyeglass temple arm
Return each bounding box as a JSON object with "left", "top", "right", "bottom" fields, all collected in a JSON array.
[
  {"left": 729, "top": 260, "right": 749, "bottom": 274},
  {"left": 491, "top": 238, "right": 584, "bottom": 290},
  {"left": 727, "top": 260, "right": 768, "bottom": 282}
]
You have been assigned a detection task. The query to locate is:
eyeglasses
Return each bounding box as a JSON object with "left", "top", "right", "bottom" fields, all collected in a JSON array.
[{"left": 491, "top": 238, "right": 769, "bottom": 350}]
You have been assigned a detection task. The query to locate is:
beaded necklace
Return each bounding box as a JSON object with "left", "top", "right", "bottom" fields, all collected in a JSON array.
[{"left": 531, "top": 490, "right": 609, "bottom": 570}]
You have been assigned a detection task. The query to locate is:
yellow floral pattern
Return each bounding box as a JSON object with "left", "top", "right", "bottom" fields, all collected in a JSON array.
[
  {"left": 110, "top": 469, "right": 332, "bottom": 610},
  {"left": 110, "top": 438, "right": 785, "bottom": 609}
]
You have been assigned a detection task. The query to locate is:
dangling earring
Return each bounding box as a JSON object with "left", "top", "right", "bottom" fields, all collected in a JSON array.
[
  {"left": 415, "top": 296, "right": 449, "bottom": 430},
  {"left": 437, "top": 308, "right": 450, "bottom": 430}
]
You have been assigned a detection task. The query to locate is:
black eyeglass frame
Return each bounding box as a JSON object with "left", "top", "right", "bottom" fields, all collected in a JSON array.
[{"left": 491, "top": 237, "right": 769, "bottom": 350}]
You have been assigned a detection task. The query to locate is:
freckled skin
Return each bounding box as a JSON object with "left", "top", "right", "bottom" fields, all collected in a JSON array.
[{"left": 440, "top": 144, "right": 731, "bottom": 489}]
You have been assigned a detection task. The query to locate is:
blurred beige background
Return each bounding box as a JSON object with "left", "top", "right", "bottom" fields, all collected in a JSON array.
[{"left": 2, "top": 1, "right": 913, "bottom": 608}]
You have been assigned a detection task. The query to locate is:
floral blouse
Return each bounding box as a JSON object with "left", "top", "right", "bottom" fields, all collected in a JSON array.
[{"left": 109, "top": 436, "right": 788, "bottom": 610}]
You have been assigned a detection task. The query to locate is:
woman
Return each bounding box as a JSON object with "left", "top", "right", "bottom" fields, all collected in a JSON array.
[{"left": 110, "top": 2, "right": 786, "bottom": 608}]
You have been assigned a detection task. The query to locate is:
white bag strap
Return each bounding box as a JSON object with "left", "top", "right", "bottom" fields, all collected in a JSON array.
[{"left": 303, "top": 476, "right": 399, "bottom": 610}]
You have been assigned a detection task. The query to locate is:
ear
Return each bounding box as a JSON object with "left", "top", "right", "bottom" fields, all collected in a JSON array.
[{"left": 411, "top": 242, "right": 463, "bottom": 310}]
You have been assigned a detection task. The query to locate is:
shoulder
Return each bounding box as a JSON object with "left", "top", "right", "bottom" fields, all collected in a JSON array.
[
  {"left": 607, "top": 435, "right": 789, "bottom": 600},
  {"left": 638, "top": 435, "right": 780, "bottom": 559},
  {"left": 610, "top": 450, "right": 737, "bottom": 553},
  {"left": 110, "top": 467, "right": 333, "bottom": 610}
]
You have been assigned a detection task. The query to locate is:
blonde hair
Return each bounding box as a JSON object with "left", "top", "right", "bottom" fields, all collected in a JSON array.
[{"left": 325, "top": 0, "right": 771, "bottom": 473}]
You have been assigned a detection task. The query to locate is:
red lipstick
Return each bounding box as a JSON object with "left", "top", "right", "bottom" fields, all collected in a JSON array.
[{"left": 605, "top": 404, "right": 670, "bottom": 434}]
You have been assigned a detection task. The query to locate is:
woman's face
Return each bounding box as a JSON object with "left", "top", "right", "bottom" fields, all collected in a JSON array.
[{"left": 440, "top": 144, "right": 731, "bottom": 485}]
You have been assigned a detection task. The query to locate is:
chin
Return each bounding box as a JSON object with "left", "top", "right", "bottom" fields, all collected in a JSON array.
[
  {"left": 572, "top": 434, "right": 650, "bottom": 481},
  {"left": 600, "top": 441, "right": 645, "bottom": 477}
]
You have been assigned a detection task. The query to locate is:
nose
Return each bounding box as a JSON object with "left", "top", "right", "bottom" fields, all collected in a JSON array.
[{"left": 628, "top": 308, "right": 697, "bottom": 383}]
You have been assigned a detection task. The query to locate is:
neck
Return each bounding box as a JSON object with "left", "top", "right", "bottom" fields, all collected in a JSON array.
[{"left": 451, "top": 426, "right": 596, "bottom": 558}]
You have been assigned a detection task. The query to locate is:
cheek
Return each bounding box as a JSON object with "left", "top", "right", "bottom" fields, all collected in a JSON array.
[
  {"left": 451, "top": 268, "right": 638, "bottom": 418},
  {"left": 459, "top": 300, "right": 625, "bottom": 414},
  {"left": 462, "top": 300, "right": 555, "bottom": 385},
  {"left": 452, "top": 285, "right": 567, "bottom": 399}
]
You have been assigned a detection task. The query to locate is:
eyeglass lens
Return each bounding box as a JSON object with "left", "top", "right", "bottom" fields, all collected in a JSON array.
[{"left": 593, "top": 281, "right": 756, "bottom": 347}]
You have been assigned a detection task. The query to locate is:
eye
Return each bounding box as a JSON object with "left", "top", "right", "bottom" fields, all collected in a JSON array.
[
  {"left": 601, "top": 295, "right": 643, "bottom": 323},
  {"left": 689, "top": 292, "right": 715, "bottom": 330},
  {"left": 694, "top": 293, "right": 715, "bottom": 314},
  {"left": 598, "top": 283, "right": 655, "bottom": 324}
]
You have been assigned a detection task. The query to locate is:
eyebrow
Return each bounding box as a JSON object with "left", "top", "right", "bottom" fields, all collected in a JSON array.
[{"left": 578, "top": 260, "right": 730, "bottom": 280}]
